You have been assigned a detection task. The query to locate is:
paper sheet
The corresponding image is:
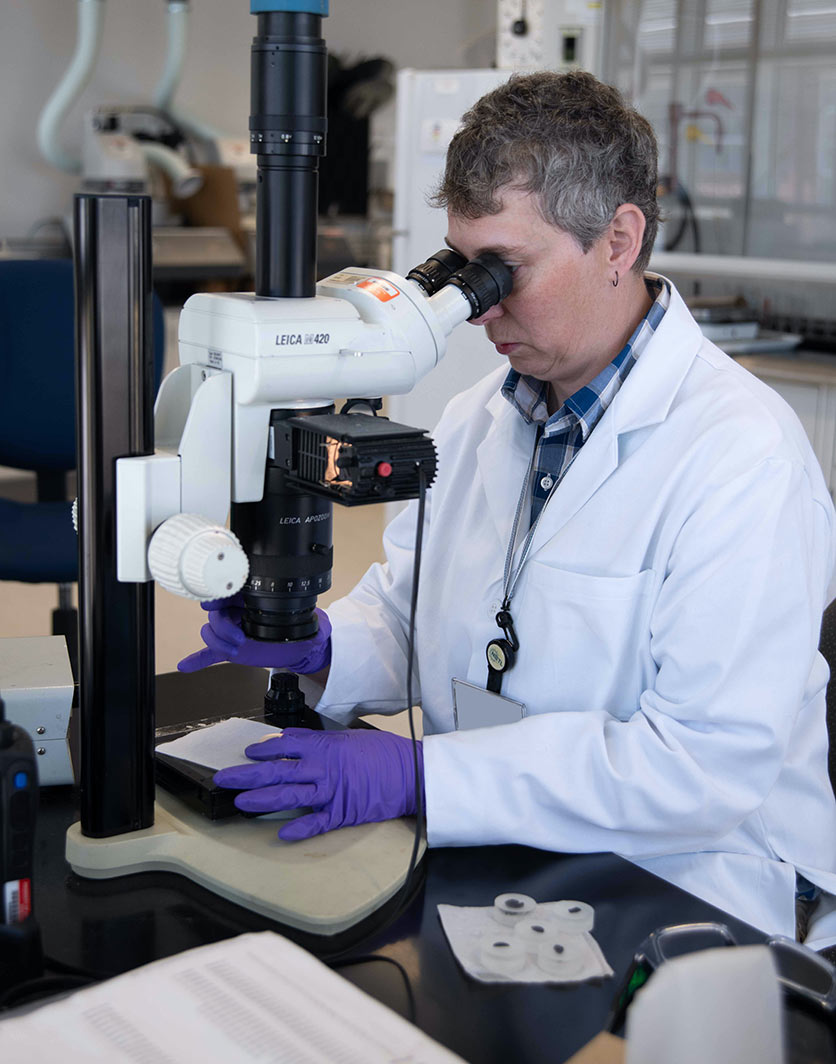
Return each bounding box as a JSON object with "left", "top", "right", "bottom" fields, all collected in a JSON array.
[
  {"left": 156, "top": 717, "right": 310, "bottom": 822},
  {"left": 156, "top": 717, "right": 285, "bottom": 770},
  {"left": 0, "top": 931, "right": 465, "bottom": 1063},
  {"left": 438, "top": 901, "right": 614, "bottom": 985}
]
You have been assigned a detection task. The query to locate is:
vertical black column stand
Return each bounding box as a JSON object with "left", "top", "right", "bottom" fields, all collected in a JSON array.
[{"left": 74, "top": 194, "right": 156, "bottom": 838}]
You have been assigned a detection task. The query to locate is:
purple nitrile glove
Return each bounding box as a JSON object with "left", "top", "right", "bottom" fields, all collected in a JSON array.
[
  {"left": 177, "top": 594, "right": 331, "bottom": 673},
  {"left": 213, "top": 728, "right": 424, "bottom": 841}
]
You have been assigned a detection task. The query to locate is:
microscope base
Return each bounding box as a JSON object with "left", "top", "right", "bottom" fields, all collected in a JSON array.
[{"left": 66, "top": 788, "right": 425, "bottom": 936}]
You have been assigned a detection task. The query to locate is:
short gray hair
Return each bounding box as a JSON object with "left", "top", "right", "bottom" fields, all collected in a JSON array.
[{"left": 434, "top": 71, "right": 660, "bottom": 273}]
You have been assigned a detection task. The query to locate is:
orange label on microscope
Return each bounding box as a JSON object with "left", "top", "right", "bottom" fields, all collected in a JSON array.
[{"left": 356, "top": 277, "right": 401, "bottom": 302}]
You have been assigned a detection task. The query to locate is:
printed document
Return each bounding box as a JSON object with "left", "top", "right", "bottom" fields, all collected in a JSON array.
[{"left": 0, "top": 931, "right": 464, "bottom": 1063}]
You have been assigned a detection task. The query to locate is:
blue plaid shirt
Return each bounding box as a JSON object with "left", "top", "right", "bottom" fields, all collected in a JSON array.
[{"left": 502, "top": 277, "right": 670, "bottom": 525}]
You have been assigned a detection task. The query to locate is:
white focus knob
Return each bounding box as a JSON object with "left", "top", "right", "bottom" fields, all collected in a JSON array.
[{"left": 148, "top": 513, "right": 249, "bottom": 601}]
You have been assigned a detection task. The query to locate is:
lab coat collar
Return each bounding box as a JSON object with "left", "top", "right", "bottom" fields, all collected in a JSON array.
[
  {"left": 476, "top": 276, "right": 704, "bottom": 554},
  {"left": 608, "top": 276, "right": 703, "bottom": 436}
]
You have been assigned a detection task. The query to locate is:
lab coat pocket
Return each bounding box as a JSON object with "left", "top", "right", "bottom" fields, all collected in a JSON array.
[{"left": 513, "top": 563, "right": 657, "bottom": 719}]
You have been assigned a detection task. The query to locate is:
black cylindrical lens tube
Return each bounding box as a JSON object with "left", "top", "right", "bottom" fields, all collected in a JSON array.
[
  {"left": 243, "top": 10, "right": 331, "bottom": 643},
  {"left": 231, "top": 408, "right": 334, "bottom": 641},
  {"left": 251, "top": 12, "right": 327, "bottom": 298}
]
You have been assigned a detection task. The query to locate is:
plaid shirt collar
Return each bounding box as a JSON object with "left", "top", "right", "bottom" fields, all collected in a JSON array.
[{"left": 501, "top": 276, "right": 670, "bottom": 435}]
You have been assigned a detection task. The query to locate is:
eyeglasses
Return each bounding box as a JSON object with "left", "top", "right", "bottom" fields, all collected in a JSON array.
[{"left": 607, "top": 922, "right": 836, "bottom": 1035}]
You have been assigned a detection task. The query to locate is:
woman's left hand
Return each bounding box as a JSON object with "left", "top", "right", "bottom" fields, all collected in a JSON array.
[{"left": 213, "top": 728, "right": 423, "bottom": 841}]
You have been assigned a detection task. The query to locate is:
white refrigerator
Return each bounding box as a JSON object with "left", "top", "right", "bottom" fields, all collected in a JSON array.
[{"left": 388, "top": 68, "right": 510, "bottom": 438}]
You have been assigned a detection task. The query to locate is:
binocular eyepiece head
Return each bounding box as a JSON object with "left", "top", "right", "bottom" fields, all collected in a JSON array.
[{"left": 408, "top": 249, "right": 513, "bottom": 320}]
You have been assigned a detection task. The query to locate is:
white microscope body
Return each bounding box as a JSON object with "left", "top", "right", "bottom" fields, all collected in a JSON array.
[{"left": 115, "top": 267, "right": 478, "bottom": 602}]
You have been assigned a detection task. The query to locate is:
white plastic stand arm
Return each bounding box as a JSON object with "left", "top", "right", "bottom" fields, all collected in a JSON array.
[{"left": 116, "top": 366, "right": 233, "bottom": 583}]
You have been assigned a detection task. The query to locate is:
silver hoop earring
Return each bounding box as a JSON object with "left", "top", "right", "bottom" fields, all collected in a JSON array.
[{"left": 611, "top": 271, "right": 619, "bottom": 288}]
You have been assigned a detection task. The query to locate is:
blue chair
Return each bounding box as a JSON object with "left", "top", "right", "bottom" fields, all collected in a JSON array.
[{"left": 0, "top": 258, "right": 164, "bottom": 675}]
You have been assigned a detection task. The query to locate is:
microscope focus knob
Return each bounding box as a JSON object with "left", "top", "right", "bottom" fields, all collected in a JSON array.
[{"left": 148, "top": 514, "right": 250, "bottom": 601}]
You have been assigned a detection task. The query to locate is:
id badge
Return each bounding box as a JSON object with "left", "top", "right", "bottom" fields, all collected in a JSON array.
[{"left": 452, "top": 678, "right": 526, "bottom": 731}]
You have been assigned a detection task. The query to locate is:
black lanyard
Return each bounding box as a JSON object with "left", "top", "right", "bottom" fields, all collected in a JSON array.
[{"left": 485, "top": 434, "right": 580, "bottom": 694}]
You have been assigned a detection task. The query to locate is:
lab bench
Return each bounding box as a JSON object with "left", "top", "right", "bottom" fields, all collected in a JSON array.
[
  {"left": 17, "top": 666, "right": 828, "bottom": 1062},
  {"left": 32, "top": 790, "right": 765, "bottom": 1063}
]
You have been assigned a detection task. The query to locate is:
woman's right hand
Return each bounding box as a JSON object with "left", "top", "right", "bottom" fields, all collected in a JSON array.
[{"left": 177, "top": 595, "right": 332, "bottom": 674}]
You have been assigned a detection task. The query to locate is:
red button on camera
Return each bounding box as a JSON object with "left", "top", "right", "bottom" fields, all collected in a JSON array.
[{"left": 376, "top": 461, "right": 393, "bottom": 477}]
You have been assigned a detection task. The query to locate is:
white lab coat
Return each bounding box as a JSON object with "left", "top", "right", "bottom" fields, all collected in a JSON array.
[{"left": 317, "top": 277, "right": 836, "bottom": 937}]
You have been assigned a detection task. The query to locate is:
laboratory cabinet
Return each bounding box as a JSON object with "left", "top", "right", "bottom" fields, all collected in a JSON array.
[{"left": 736, "top": 353, "right": 836, "bottom": 503}]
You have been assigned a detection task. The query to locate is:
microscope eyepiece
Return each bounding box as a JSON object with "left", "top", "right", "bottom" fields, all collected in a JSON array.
[
  {"left": 406, "top": 248, "right": 467, "bottom": 295},
  {"left": 444, "top": 252, "right": 514, "bottom": 319}
]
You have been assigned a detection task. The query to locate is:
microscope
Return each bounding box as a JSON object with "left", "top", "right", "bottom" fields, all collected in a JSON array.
[
  {"left": 118, "top": 245, "right": 510, "bottom": 634},
  {"left": 66, "top": 1, "right": 510, "bottom": 936}
]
